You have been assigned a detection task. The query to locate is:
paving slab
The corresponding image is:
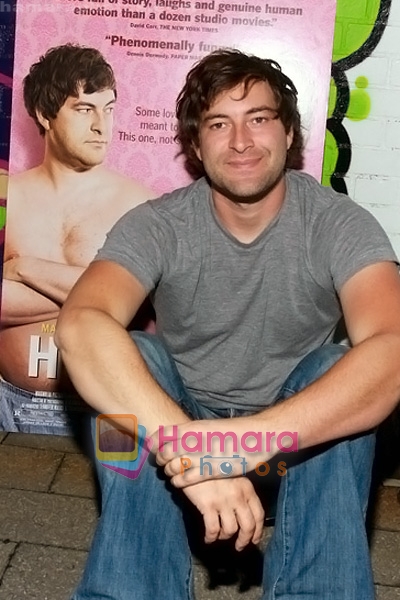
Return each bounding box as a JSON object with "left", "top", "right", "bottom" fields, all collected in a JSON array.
[
  {"left": 0, "top": 540, "right": 17, "bottom": 580},
  {"left": 0, "top": 489, "right": 98, "bottom": 551},
  {"left": 4, "top": 432, "right": 82, "bottom": 454},
  {"left": 383, "top": 479, "right": 400, "bottom": 488},
  {"left": 0, "top": 543, "right": 87, "bottom": 600},
  {"left": 50, "top": 454, "right": 97, "bottom": 499},
  {"left": 0, "top": 445, "right": 63, "bottom": 493},
  {"left": 371, "top": 530, "right": 400, "bottom": 587},
  {"left": 373, "top": 487, "right": 400, "bottom": 531},
  {"left": 376, "top": 586, "right": 400, "bottom": 599}
]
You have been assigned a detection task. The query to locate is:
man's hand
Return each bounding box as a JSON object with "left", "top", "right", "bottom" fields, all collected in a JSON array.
[
  {"left": 182, "top": 477, "right": 265, "bottom": 551},
  {"left": 4, "top": 255, "right": 47, "bottom": 283},
  {"left": 3, "top": 256, "right": 24, "bottom": 281},
  {"left": 156, "top": 418, "right": 278, "bottom": 488}
]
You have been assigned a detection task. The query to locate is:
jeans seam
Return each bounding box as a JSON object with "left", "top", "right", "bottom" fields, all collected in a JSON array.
[
  {"left": 271, "top": 472, "right": 290, "bottom": 599},
  {"left": 186, "top": 558, "right": 194, "bottom": 600},
  {"left": 280, "top": 386, "right": 296, "bottom": 397}
]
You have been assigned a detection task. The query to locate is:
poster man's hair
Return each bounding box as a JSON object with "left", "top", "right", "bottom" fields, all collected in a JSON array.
[
  {"left": 23, "top": 44, "right": 117, "bottom": 136},
  {"left": 175, "top": 48, "right": 304, "bottom": 178}
]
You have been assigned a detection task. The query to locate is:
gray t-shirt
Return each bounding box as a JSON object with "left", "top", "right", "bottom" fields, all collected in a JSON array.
[{"left": 95, "top": 170, "right": 397, "bottom": 410}]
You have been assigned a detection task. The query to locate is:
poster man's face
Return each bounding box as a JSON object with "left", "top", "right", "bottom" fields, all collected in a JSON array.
[
  {"left": 194, "top": 80, "right": 293, "bottom": 204},
  {"left": 45, "top": 86, "right": 116, "bottom": 170}
]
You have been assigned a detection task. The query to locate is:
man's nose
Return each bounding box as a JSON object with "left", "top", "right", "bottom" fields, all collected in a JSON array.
[
  {"left": 229, "top": 123, "right": 254, "bottom": 152},
  {"left": 91, "top": 111, "right": 106, "bottom": 134}
]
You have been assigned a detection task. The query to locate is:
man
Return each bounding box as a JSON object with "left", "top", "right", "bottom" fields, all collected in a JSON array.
[
  {"left": 0, "top": 44, "right": 153, "bottom": 434},
  {"left": 56, "top": 50, "right": 400, "bottom": 599}
]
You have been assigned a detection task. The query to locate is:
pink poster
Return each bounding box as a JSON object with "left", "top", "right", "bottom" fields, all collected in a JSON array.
[{"left": 0, "top": 0, "right": 337, "bottom": 434}]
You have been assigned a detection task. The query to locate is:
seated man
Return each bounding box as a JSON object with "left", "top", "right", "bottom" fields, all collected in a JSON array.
[{"left": 55, "top": 49, "right": 400, "bottom": 599}]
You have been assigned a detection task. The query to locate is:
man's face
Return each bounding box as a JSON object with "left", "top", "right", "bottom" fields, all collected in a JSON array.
[
  {"left": 45, "top": 86, "right": 116, "bottom": 170},
  {"left": 194, "top": 80, "right": 293, "bottom": 204}
]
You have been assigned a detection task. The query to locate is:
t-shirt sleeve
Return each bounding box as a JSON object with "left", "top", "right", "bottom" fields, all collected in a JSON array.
[
  {"left": 94, "top": 201, "right": 170, "bottom": 293},
  {"left": 309, "top": 196, "right": 399, "bottom": 293}
]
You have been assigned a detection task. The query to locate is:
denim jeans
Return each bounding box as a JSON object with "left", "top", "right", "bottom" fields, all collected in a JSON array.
[
  {"left": 0, "top": 378, "right": 88, "bottom": 436},
  {"left": 72, "top": 332, "right": 376, "bottom": 600}
]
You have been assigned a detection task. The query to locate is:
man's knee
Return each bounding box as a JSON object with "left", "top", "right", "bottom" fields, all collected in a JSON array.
[
  {"left": 128, "top": 330, "right": 180, "bottom": 386},
  {"left": 129, "top": 331, "right": 171, "bottom": 369}
]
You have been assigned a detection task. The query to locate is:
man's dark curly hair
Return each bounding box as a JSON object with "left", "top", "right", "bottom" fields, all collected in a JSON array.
[
  {"left": 175, "top": 48, "right": 304, "bottom": 179},
  {"left": 23, "top": 44, "right": 116, "bottom": 136}
]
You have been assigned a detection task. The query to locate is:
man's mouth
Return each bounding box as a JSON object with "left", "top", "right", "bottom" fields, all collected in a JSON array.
[{"left": 227, "top": 157, "right": 262, "bottom": 169}]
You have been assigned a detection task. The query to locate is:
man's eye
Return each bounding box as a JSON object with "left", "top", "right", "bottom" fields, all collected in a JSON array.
[
  {"left": 252, "top": 116, "right": 268, "bottom": 124},
  {"left": 77, "top": 108, "right": 91, "bottom": 114},
  {"left": 105, "top": 107, "right": 114, "bottom": 114},
  {"left": 209, "top": 122, "right": 225, "bottom": 130}
]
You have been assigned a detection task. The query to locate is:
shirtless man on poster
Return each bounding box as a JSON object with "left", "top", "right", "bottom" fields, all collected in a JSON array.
[{"left": 0, "top": 44, "right": 153, "bottom": 433}]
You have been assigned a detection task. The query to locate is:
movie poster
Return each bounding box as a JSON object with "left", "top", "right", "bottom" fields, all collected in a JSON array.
[{"left": 0, "top": 0, "right": 337, "bottom": 434}]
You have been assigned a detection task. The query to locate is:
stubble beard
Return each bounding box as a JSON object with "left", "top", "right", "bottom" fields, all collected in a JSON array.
[{"left": 209, "top": 168, "right": 286, "bottom": 206}]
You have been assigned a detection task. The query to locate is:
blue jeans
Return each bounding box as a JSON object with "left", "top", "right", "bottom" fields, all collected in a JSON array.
[
  {"left": 0, "top": 378, "right": 89, "bottom": 436},
  {"left": 72, "top": 333, "right": 375, "bottom": 600}
]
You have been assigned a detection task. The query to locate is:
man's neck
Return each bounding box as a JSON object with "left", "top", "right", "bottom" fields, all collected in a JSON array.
[
  {"left": 40, "top": 153, "right": 104, "bottom": 195},
  {"left": 211, "top": 176, "right": 287, "bottom": 244}
]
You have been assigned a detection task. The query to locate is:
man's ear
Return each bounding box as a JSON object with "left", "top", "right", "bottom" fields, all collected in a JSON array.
[
  {"left": 286, "top": 127, "right": 294, "bottom": 151},
  {"left": 193, "top": 143, "right": 202, "bottom": 163},
  {"left": 36, "top": 110, "right": 51, "bottom": 132}
]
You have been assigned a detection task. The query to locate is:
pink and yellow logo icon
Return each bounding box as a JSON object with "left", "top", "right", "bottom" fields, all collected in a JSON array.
[{"left": 96, "top": 414, "right": 153, "bottom": 480}]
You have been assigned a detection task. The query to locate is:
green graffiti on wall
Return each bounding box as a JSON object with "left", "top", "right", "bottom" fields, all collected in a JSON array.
[
  {"left": 332, "top": 0, "right": 381, "bottom": 62},
  {"left": 323, "top": 73, "right": 370, "bottom": 184},
  {"left": 0, "top": 207, "right": 5, "bottom": 230},
  {"left": 322, "top": 131, "right": 339, "bottom": 187},
  {"left": 323, "top": 74, "right": 372, "bottom": 185},
  {"left": 347, "top": 76, "right": 371, "bottom": 121},
  {"left": 322, "top": 0, "right": 390, "bottom": 190}
]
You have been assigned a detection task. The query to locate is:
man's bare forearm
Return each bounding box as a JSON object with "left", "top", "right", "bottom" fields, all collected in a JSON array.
[
  {"left": 261, "top": 332, "right": 400, "bottom": 449},
  {"left": 55, "top": 306, "right": 190, "bottom": 434},
  {"left": 0, "top": 280, "right": 59, "bottom": 325},
  {"left": 5, "top": 256, "right": 85, "bottom": 304}
]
